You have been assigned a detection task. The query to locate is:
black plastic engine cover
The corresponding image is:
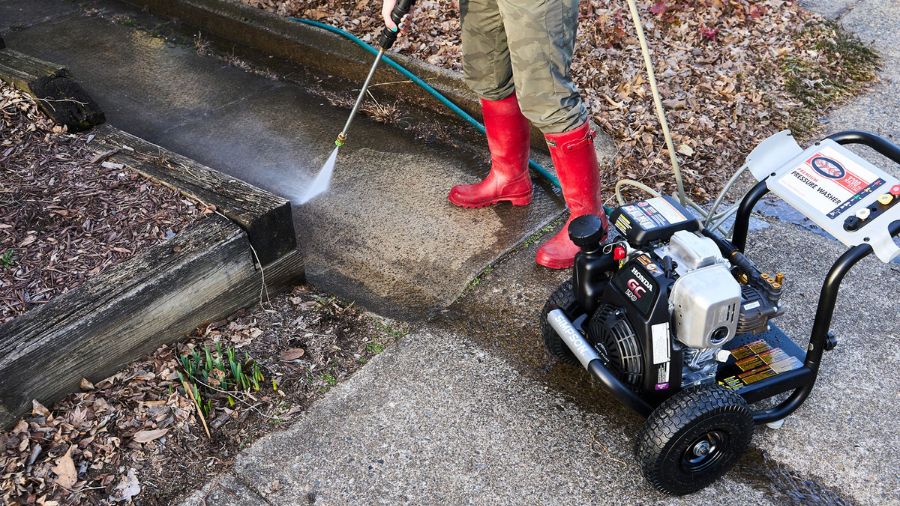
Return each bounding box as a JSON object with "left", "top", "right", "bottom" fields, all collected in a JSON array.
[
  {"left": 589, "top": 254, "right": 684, "bottom": 402},
  {"left": 610, "top": 195, "right": 700, "bottom": 248}
]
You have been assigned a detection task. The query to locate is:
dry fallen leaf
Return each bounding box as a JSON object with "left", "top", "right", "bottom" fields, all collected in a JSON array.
[
  {"left": 677, "top": 144, "right": 695, "bottom": 157},
  {"left": 51, "top": 446, "right": 77, "bottom": 489},
  {"left": 0, "top": 82, "right": 203, "bottom": 325},
  {"left": 32, "top": 399, "right": 50, "bottom": 417},
  {"left": 80, "top": 378, "right": 95, "bottom": 391},
  {"left": 132, "top": 428, "right": 169, "bottom": 443},
  {"left": 110, "top": 468, "right": 141, "bottom": 502},
  {"left": 279, "top": 348, "right": 306, "bottom": 361}
]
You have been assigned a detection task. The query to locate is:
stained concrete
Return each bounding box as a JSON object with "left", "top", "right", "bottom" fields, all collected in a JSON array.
[
  {"left": 224, "top": 329, "right": 780, "bottom": 506},
  {"left": 2, "top": 0, "right": 564, "bottom": 318}
]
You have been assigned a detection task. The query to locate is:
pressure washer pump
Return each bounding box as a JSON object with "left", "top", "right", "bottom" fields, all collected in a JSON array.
[{"left": 541, "top": 131, "right": 900, "bottom": 495}]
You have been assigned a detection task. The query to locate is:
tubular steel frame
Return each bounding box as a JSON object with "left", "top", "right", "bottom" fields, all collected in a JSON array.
[
  {"left": 724, "top": 131, "right": 899, "bottom": 423},
  {"left": 564, "top": 131, "right": 899, "bottom": 425}
]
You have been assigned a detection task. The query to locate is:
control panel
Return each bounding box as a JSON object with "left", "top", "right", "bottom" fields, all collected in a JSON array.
[{"left": 745, "top": 132, "right": 900, "bottom": 263}]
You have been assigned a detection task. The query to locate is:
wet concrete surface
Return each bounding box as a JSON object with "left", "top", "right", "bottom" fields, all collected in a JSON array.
[
  {"left": 0, "top": 0, "right": 80, "bottom": 31},
  {"left": 2, "top": 0, "right": 564, "bottom": 318}
]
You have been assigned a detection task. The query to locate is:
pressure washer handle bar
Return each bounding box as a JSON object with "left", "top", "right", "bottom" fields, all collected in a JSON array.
[
  {"left": 377, "top": 0, "right": 416, "bottom": 49},
  {"left": 827, "top": 130, "right": 900, "bottom": 165}
]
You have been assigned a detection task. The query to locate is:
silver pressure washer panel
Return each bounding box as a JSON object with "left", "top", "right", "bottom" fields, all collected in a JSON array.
[{"left": 746, "top": 131, "right": 900, "bottom": 263}]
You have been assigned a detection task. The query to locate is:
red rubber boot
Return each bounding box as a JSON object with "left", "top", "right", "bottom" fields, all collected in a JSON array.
[
  {"left": 536, "top": 122, "right": 608, "bottom": 269},
  {"left": 448, "top": 94, "right": 533, "bottom": 208}
]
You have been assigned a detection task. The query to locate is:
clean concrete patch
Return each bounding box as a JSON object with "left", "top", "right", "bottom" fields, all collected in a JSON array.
[
  {"left": 119, "top": 0, "right": 479, "bottom": 120},
  {"left": 4, "top": 15, "right": 276, "bottom": 141}
]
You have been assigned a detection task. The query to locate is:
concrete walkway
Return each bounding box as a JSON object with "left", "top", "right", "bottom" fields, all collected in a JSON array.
[
  {"left": 802, "top": 0, "right": 899, "bottom": 143},
  {"left": 183, "top": 216, "right": 898, "bottom": 505},
  {"left": 1, "top": 0, "right": 564, "bottom": 318}
]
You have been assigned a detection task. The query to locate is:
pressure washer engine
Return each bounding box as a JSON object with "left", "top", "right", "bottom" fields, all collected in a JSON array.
[{"left": 541, "top": 130, "right": 900, "bottom": 495}]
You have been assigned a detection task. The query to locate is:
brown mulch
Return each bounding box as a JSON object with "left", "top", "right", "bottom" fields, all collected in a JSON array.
[
  {"left": 0, "top": 84, "right": 205, "bottom": 324},
  {"left": 0, "top": 285, "right": 408, "bottom": 505},
  {"left": 243, "top": 0, "right": 878, "bottom": 200}
]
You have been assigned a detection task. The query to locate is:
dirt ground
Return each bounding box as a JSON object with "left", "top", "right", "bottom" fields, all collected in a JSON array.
[
  {"left": 0, "top": 83, "right": 205, "bottom": 324},
  {"left": 242, "top": 0, "right": 878, "bottom": 200},
  {"left": 0, "top": 285, "right": 408, "bottom": 505}
]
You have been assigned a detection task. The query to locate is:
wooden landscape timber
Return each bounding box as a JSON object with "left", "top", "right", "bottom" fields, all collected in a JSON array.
[
  {"left": 89, "top": 125, "right": 297, "bottom": 266},
  {"left": 0, "top": 48, "right": 104, "bottom": 131},
  {"left": 0, "top": 50, "right": 305, "bottom": 429},
  {"left": 0, "top": 215, "right": 304, "bottom": 428}
]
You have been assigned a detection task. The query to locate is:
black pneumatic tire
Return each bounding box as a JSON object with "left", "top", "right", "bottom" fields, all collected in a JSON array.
[
  {"left": 637, "top": 384, "right": 754, "bottom": 495},
  {"left": 540, "top": 279, "right": 580, "bottom": 365}
]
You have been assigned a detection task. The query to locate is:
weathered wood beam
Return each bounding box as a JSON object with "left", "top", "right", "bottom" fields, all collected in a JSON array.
[
  {"left": 0, "top": 215, "right": 304, "bottom": 429},
  {"left": 89, "top": 125, "right": 297, "bottom": 266},
  {"left": 0, "top": 48, "right": 105, "bottom": 131}
]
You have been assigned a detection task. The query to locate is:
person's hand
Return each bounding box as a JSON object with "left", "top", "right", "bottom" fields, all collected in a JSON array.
[{"left": 382, "top": 0, "right": 399, "bottom": 32}]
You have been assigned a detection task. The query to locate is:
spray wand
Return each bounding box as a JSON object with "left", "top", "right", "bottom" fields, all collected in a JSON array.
[
  {"left": 298, "top": 0, "right": 415, "bottom": 203},
  {"left": 336, "top": 0, "right": 415, "bottom": 147}
]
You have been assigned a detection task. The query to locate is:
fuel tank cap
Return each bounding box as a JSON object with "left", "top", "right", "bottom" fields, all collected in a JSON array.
[{"left": 568, "top": 214, "right": 607, "bottom": 249}]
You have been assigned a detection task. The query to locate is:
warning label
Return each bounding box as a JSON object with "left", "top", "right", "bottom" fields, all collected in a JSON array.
[
  {"left": 779, "top": 146, "right": 885, "bottom": 220},
  {"left": 719, "top": 340, "right": 802, "bottom": 391},
  {"left": 621, "top": 196, "right": 688, "bottom": 230}
]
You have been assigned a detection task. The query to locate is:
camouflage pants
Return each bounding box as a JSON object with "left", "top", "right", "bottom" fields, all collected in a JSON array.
[{"left": 459, "top": 0, "right": 586, "bottom": 133}]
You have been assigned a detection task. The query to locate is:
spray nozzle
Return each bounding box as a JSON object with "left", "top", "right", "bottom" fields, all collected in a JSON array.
[{"left": 335, "top": 133, "right": 347, "bottom": 147}]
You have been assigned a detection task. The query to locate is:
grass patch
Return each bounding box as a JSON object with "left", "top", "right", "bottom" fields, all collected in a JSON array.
[
  {"left": 178, "top": 344, "right": 271, "bottom": 417},
  {"left": 0, "top": 249, "right": 14, "bottom": 268},
  {"left": 781, "top": 20, "right": 879, "bottom": 136}
]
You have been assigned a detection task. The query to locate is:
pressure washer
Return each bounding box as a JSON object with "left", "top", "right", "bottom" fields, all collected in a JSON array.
[
  {"left": 542, "top": 132, "right": 900, "bottom": 495},
  {"left": 538, "top": 0, "right": 900, "bottom": 496}
]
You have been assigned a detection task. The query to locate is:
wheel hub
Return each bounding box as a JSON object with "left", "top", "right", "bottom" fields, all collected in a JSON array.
[
  {"left": 692, "top": 440, "right": 711, "bottom": 457},
  {"left": 682, "top": 431, "right": 727, "bottom": 472}
]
